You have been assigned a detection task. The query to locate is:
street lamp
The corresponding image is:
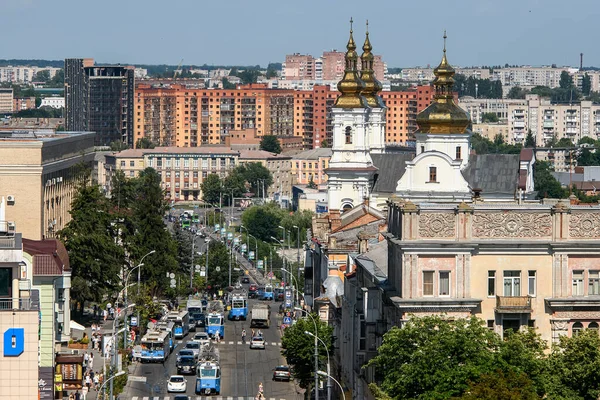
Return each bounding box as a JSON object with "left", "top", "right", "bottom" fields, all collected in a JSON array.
[
  {"left": 100, "top": 370, "right": 126, "bottom": 398},
  {"left": 136, "top": 250, "right": 157, "bottom": 298},
  {"left": 295, "top": 307, "right": 320, "bottom": 400},
  {"left": 271, "top": 236, "right": 286, "bottom": 284},
  {"left": 240, "top": 225, "right": 250, "bottom": 259},
  {"left": 293, "top": 225, "right": 301, "bottom": 284},
  {"left": 317, "top": 371, "right": 345, "bottom": 400},
  {"left": 281, "top": 267, "right": 299, "bottom": 307},
  {"left": 248, "top": 233, "right": 259, "bottom": 275},
  {"left": 307, "top": 331, "right": 331, "bottom": 400}
]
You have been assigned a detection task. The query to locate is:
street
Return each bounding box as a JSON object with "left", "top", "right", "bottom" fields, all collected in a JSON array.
[{"left": 122, "top": 297, "right": 300, "bottom": 400}]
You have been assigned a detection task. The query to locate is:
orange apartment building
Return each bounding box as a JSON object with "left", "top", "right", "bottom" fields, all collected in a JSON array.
[
  {"left": 134, "top": 83, "right": 295, "bottom": 148},
  {"left": 135, "top": 82, "right": 435, "bottom": 149}
]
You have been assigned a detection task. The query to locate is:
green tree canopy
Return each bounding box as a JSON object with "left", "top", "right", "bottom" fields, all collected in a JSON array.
[
  {"left": 507, "top": 86, "right": 528, "bottom": 99},
  {"left": 459, "top": 370, "right": 541, "bottom": 400},
  {"left": 281, "top": 313, "right": 333, "bottom": 391},
  {"left": 135, "top": 137, "right": 156, "bottom": 149},
  {"left": 582, "top": 73, "right": 592, "bottom": 96},
  {"left": 525, "top": 130, "right": 536, "bottom": 148},
  {"left": 241, "top": 203, "right": 285, "bottom": 242},
  {"left": 534, "top": 161, "right": 567, "bottom": 199},
  {"left": 560, "top": 71, "right": 574, "bottom": 89},
  {"left": 470, "top": 132, "right": 522, "bottom": 155},
  {"left": 235, "top": 162, "right": 273, "bottom": 198},
  {"left": 481, "top": 112, "right": 499, "bottom": 123},
  {"left": 259, "top": 135, "right": 282, "bottom": 154},
  {"left": 201, "top": 174, "right": 222, "bottom": 205},
  {"left": 556, "top": 137, "right": 575, "bottom": 147}
]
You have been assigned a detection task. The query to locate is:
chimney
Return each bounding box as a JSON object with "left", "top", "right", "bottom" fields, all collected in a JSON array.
[
  {"left": 329, "top": 209, "right": 341, "bottom": 232},
  {"left": 357, "top": 231, "right": 370, "bottom": 254},
  {"left": 580, "top": 53, "right": 583, "bottom": 70}
]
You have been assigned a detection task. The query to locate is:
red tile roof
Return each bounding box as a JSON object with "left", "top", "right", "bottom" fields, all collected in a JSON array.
[{"left": 22, "top": 238, "right": 70, "bottom": 276}]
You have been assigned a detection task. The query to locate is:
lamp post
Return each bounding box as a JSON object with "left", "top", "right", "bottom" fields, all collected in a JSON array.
[
  {"left": 248, "top": 233, "right": 259, "bottom": 274},
  {"left": 317, "top": 371, "right": 345, "bottom": 400},
  {"left": 277, "top": 226, "right": 286, "bottom": 283},
  {"left": 271, "top": 236, "right": 286, "bottom": 285},
  {"left": 295, "top": 307, "right": 319, "bottom": 400},
  {"left": 307, "top": 331, "right": 331, "bottom": 400},
  {"left": 281, "top": 267, "right": 299, "bottom": 307},
  {"left": 100, "top": 370, "right": 126, "bottom": 399},
  {"left": 136, "top": 250, "right": 157, "bottom": 298},
  {"left": 293, "top": 225, "right": 301, "bottom": 285},
  {"left": 240, "top": 225, "right": 249, "bottom": 260}
]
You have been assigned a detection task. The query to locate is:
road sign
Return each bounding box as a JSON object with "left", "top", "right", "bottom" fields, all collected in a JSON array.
[
  {"left": 215, "top": 224, "right": 220, "bottom": 230},
  {"left": 215, "top": 266, "right": 221, "bottom": 272},
  {"left": 249, "top": 251, "right": 255, "bottom": 260},
  {"left": 267, "top": 271, "right": 274, "bottom": 278},
  {"left": 169, "top": 273, "right": 175, "bottom": 279},
  {"left": 170, "top": 278, "right": 176, "bottom": 285},
  {"left": 221, "top": 228, "right": 226, "bottom": 235},
  {"left": 130, "top": 316, "right": 138, "bottom": 327},
  {"left": 283, "top": 316, "right": 292, "bottom": 325},
  {"left": 195, "top": 264, "right": 201, "bottom": 271},
  {"left": 241, "top": 244, "right": 247, "bottom": 252},
  {"left": 257, "top": 260, "right": 264, "bottom": 269},
  {"left": 234, "top": 237, "right": 239, "bottom": 244},
  {"left": 285, "top": 300, "right": 292, "bottom": 308}
]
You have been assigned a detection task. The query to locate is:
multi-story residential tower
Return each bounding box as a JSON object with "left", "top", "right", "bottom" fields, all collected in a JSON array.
[
  {"left": 282, "top": 54, "right": 316, "bottom": 80},
  {"left": 65, "top": 58, "right": 135, "bottom": 146}
]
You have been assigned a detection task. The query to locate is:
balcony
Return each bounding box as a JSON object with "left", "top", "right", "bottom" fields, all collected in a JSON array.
[
  {"left": 0, "top": 297, "right": 39, "bottom": 311},
  {"left": 495, "top": 296, "right": 532, "bottom": 313}
]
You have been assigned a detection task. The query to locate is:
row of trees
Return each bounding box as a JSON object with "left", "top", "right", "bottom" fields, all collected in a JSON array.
[
  {"left": 454, "top": 75, "right": 503, "bottom": 99},
  {"left": 59, "top": 168, "right": 179, "bottom": 312},
  {"left": 200, "top": 162, "right": 273, "bottom": 205},
  {"left": 507, "top": 71, "right": 600, "bottom": 103},
  {"left": 369, "top": 315, "right": 600, "bottom": 400}
]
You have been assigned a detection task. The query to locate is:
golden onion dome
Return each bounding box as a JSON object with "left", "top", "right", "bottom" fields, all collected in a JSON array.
[
  {"left": 334, "top": 18, "right": 368, "bottom": 109},
  {"left": 416, "top": 31, "right": 471, "bottom": 134},
  {"left": 360, "top": 21, "right": 385, "bottom": 108}
]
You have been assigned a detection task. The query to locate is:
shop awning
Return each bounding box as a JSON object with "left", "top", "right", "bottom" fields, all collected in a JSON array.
[{"left": 70, "top": 320, "right": 86, "bottom": 331}]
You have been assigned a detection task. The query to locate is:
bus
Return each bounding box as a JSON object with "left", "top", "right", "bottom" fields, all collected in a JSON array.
[
  {"left": 228, "top": 291, "right": 248, "bottom": 321},
  {"left": 205, "top": 301, "right": 225, "bottom": 339},
  {"left": 155, "top": 320, "right": 175, "bottom": 352},
  {"left": 140, "top": 330, "right": 171, "bottom": 363},
  {"left": 167, "top": 310, "right": 190, "bottom": 339},
  {"left": 263, "top": 284, "right": 274, "bottom": 301}
]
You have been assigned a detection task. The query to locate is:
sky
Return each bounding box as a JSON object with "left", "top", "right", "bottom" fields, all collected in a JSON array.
[{"left": 2, "top": 0, "right": 599, "bottom": 69}]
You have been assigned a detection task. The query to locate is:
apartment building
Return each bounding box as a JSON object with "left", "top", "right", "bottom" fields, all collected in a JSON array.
[
  {"left": 106, "top": 147, "right": 240, "bottom": 202},
  {"left": 239, "top": 150, "right": 292, "bottom": 199},
  {"left": 0, "top": 88, "right": 13, "bottom": 113},
  {"left": 381, "top": 85, "right": 434, "bottom": 144},
  {"left": 13, "top": 97, "right": 36, "bottom": 112},
  {"left": 133, "top": 83, "right": 296, "bottom": 147},
  {"left": 282, "top": 54, "right": 316, "bottom": 80},
  {"left": 290, "top": 148, "right": 332, "bottom": 186},
  {"left": 459, "top": 97, "right": 527, "bottom": 124},
  {"left": 39, "top": 96, "right": 65, "bottom": 109},
  {"left": 65, "top": 59, "right": 135, "bottom": 146},
  {"left": 0, "top": 131, "right": 96, "bottom": 240},
  {"left": 320, "top": 51, "right": 386, "bottom": 82},
  {"left": 0, "top": 65, "right": 61, "bottom": 84}
]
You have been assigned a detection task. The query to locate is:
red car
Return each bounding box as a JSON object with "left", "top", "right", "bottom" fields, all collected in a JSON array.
[{"left": 248, "top": 284, "right": 258, "bottom": 298}]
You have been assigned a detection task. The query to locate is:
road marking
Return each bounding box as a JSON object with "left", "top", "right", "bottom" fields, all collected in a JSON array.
[
  {"left": 127, "top": 375, "right": 147, "bottom": 383},
  {"left": 228, "top": 341, "right": 234, "bottom": 344},
  {"left": 237, "top": 341, "right": 242, "bottom": 345}
]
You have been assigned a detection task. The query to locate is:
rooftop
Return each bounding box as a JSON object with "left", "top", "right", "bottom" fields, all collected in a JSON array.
[
  {"left": 115, "top": 146, "right": 241, "bottom": 158},
  {"left": 290, "top": 148, "right": 332, "bottom": 160},
  {"left": 238, "top": 150, "right": 291, "bottom": 160}
]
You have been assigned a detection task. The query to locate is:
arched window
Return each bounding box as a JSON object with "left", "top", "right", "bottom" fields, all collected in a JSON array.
[
  {"left": 589, "top": 322, "right": 599, "bottom": 331},
  {"left": 345, "top": 126, "right": 352, "bottom": 144},
  {"left": 573, "top": 321, "right": 584, "bottom": 336}
]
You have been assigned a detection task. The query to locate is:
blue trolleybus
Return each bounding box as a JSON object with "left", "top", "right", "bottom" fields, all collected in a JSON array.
[
  {"left": 228, "top": 291, "right": 248, "bottom": 321},
  {"left": 263, "top": 284, "right": 274, "bottom": 301},
  {"left": 140, "top": 330, "right": 171, "bottom": 363},
  {"left": 167, "top": 310, "right": 190, "bottom": 339}
]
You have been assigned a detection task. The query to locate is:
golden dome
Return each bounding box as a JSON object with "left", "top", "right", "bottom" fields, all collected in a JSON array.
[
  {"left": 334, "top": 18, "right": 368, "bottom": 109},
  {"left": 416, "top": 31, "right": 471, "bottom": 134},
  {"left": 360, "top": 21, "right": 385, "bottom": 108}
]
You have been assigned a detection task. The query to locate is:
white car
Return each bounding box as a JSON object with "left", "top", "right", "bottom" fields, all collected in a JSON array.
[
  {"left": 184, "top": 341, "right": 201, "bottom": 358},
  {"left": 191, "top": 332, "right": 211, "bottom": 348},
  {"left": 167, "top": 375, "right": 187, "bottom": 393},
  {"left": 249, "top": 336, "right": 266, "bottom": 349}
]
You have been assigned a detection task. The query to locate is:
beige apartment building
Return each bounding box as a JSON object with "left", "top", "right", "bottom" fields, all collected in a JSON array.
[
  {"left": 290, "top": 148, "right": 332, "bottom": 186},
  {"left": 238, "top": 150, "right": 292, "bottom": 199},
  {"left": 0, "top": 131, "right": 96, "bottom": 240},
  {"left": 459, "top": 97, "right": 527, "bottom": 124},
  {"left": 0, "top": 88, "right": 13, "bottom": 113},
  {"left": 107, "top": 147, "right": 240, "bottom": 202}
]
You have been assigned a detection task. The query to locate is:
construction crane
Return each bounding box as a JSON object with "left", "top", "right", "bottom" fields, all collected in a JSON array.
[{"left": 173, "top": 58, "right": 184, "bottom": 79}]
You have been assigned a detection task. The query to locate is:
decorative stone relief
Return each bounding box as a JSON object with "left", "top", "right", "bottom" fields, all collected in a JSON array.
[
  {"left": 569, "top": 213, "right": 600, "bottom": 238},
  {"left": 419, "top": 213, "right": 456, "bottom": 238},
  {"left": 554, "top": 311, "right": 600, "bottom": 319},
  {"left": 551, "top": 319, "right": 570, "bottom": 331},
  {"left": 472, "top": 212, "right": 552, "bottom": 239}
]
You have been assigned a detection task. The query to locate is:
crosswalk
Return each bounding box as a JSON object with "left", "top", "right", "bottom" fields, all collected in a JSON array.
[
  {"left": 176, "top": 341, "right": 282, "bottom": 347},
  {"left": 130, "top": 397, "right": 287, "bottom": 400}
]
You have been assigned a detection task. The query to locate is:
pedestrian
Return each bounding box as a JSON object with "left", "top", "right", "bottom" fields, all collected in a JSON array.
[
  {"left": 83, "top": 352, "right": 89, "bottom": 366},
  {"left": 103, "top": 309, "right": 107, "bottom": 322},
  {"left": 74, "top": 390, "right": 81, "bottom": 400},
  {"left": 85, "top": 373, "right": 91, "bottom": 389},
  {"left": 93, "top": 373, "right": 99, "bottom": 390},
  {"left": 88, "top": 353, "right": 94, "bottom": 371},
  {"left": 215, "top": 332, "right": 220, "bottom": 343},
  {"left": 93, "top": 304, "right": 98, "bottom": 318},
  {"left": 68, "top": 393, "right": 74, "bottom": 400},
  {"left": 81, "top": 385, "right": 88, "bottom": 400}
]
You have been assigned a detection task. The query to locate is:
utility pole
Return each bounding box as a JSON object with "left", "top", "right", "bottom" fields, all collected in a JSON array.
[{"left": 190, "top": 233, "right": 195, "bottom": 289}]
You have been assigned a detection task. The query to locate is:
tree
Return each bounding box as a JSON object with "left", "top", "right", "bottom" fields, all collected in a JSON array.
[
  {"left": 556, "top": 138, "right": 575, "bottom": 148},
  {"left": 481, "top": 112, "right": 499, "bottom": 123},
  {"left": 135, "top": 137, "right": 155, "bottom": 149},
  {"left": 235, "top": 162, "right": 273, "bottom": 198},
  {"left": 58, "top": 173, "right": 124, "bottom": 313},
  {"left": 34, "top": 70, "right": 50, "bottom": 83},
  {"left": 560, "top": 71, "right": 574, "bottom": 90},
  {"left": 460, "top": 370, "right": 541, "bottom": 400},
  {"left": 259, "top": 135, "right": 282, "bottom": 154},
  {"left": 109, "top": 141, "right": 129, "bottom": 152},
  {"left": 582, "top": 73, "right": 592, "bottom": 96},
  {"left": 530, "top": 86, "right": 553, "bottom": 98},
  {"left": 281, "top": 313, "right": 333, "bottom": 392},
  {"left": 507, "top": 86, "right": 528, "bottom": 99},
  {"left": 130, "top": 168, "right": 178, "bottom": 286},
  {"left": 307, "top": 175, "right": 317, "bottom": 189},
  {"left": 222, "top": 170, "right": 247, "bottom": 205},
  {"left": 47, "top": 69, "right": 64, "bottom": 88},
  {"left": 577, "top": 148, "right": 596, "bottom": 166},
  {"left": 579, "top": 136, "right": 597, "bottom": 146},
  {"left": 534, "top": 161, "right": 567, "bottom": 199},
  {"left": 547, "top": 329, "right": 600, "bottom": 400},
  {"left": 320, "top": 139, "right": 329, "bottom": 148},
  {"left": 205, "top": 240, "right": 239, "bottom": 290},
  {"left": 201, "top": 174, "right": 222, "bottom": 205},
  {"left": 241, "top": 203, "right": 285, "bottom": 242},
  {"left": 368, "top": 316, "right": 501, "bottom": 399},
  {"left": 525, "top": 130, "right": 536, "bottom": 148}
]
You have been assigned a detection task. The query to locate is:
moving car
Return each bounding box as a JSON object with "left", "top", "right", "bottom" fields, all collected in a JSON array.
[
  {"left": 192, "top": 313, "right": 206, "bottom": 327},
  {"left": 249, "top": 336, "right": 266, "bottom": 350},
  {"left": 173, "top": 396, "right": 190, "bottom": 400},
  {"left": 248, "top": 284, "right": 258, "bottom": 298},
  {"left": 177, "top": 356, "right": 197, "bottom": 375},
  {"left": 167, "top": 375, "right": 187, "bottom": 393},
  {"left": 241, "top": 277, "right": 250, "bottom": 284},
  {"left": 273, "top": 365, "right": 291, "bottom": 381},
  {"left": 188, "top": 317, "right": 197, "bottom": 332},
  {"left": 191, "top": 332, "right": 211, "bottom": 348},
  {"left": 184, "top": 341, "right": 202, "bottom": 358}
]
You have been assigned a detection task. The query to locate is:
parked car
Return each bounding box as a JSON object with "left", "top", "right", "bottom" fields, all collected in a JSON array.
[
  {"left": 173, "top": 396, "right": 190, "bottom": 400},
  {"left": 167, "top": 375, "right": 187, "bottom": 393},
  {"left": 272, "top": 365, "right": 291, "bottom": 381},
  {"left": 250, "top": 336, "right": 266, "bottom": 350}
]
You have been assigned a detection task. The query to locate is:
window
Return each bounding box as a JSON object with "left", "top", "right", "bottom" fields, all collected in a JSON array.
[
  {"left": 193, "top": 159, "right": 199, "bottom": 168},
  {"left": 503, "top": 271, "right": 521, "bottom": 297},
  {"left": 528, "top": 271, "right": 536, "bottom": 296},
  {"left": 487, "top": 320, "right": 495, "bottom": 331},
  {"left": 130, "top": 161, "right": 135, "bottom": 167},
  {"left": 156, "top": 158, "right": 162, "bottom": 167},
  {"left": 421, "top": 145, "right": 425, "bottom": 154},
  {"left": 423, "top": 271, "right": 434, "bottom": 296},
  {"left": 589, "top": 271, "right": 600, "bottom": 295},
  {"left": 148, "top": 159, "right": 153, "bottom": 168},
  {"left": 175, "top": 158, "right": 180, "bottom": 168},
  {"left": 120, "top": 161, "right": 125, "bottom": 167},
  {"left": 439, "top": 272, "right": 450, "bottom": 296},
  {"left": 166, "top": 159, "right": 171, "bottom": 168},
  {"left": 488, "top": 271, "right": 496, "bottom": 296},
  {"left": 428, "top": 167, "right": 437, "bottom": 183},
  {"left": 528, "top": 320, "right": 536, "bottom": 328},
  {"left": 202, "top": 159, "right": 208, "bottom": 169},
  {"left": 589, "top": 322, "right": 599, "bottom": 331},
  {"left": 166, "top": 172, "right": 171, "bottom": 178},
  {"left": 572, "top": 271, "right": 584, "bottom": 296},
  {"left": 345, "top": 126, "right": 352, "bottom": 144},
  {"left": 456, "top": 146, "right": 462, "bottom": 160},
  {"left": 0, "top": 268, "right": 11, "bottom": 297},
  {"left": 184, "top": 159, "right": 190, "bottom": 168},
  {"left": 129, "top": 171, "right": 134, "bottom": 177},
  {"left": 193, "top": 171, "right": 198, "bottom": 178},
  {"left": 572, "top": 322, "right": 583, "bottom": 336}
]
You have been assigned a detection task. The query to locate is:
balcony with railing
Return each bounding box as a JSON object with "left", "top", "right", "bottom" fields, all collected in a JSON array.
[
  {"left": 0, "top": 297, "right": 39, "bottom": 311},
  {"left": 495, "top": 296, "right": 532, "bottom": 313}
]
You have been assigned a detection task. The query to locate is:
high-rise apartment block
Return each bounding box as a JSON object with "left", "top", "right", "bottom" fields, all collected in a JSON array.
[
  {"left": 65, "top": 58, "right": 135, "bottom": 146},
  {"left": 0, "top": 65, "right": 61, "bottom": 84},
  {"left": 282, "top": 54, "right": 316, "bottom": 80},
  {"left": 283, "top": 51, "right": 386, "bottom": 82}
]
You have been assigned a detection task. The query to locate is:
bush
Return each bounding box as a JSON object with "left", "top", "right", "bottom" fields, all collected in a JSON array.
[{"left": 79, "top": 337, "right": 90, "bottom": 345}]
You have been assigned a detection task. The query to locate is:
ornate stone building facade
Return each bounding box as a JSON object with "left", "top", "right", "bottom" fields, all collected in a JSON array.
[{"left": 386, "top": 200, "right": 600, "bottom": 344}]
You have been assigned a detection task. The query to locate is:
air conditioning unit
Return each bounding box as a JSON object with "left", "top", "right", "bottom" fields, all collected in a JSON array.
[
  {"left": 6, "top": 195, "right": 14, "bottom": 203},
  {"left": 7, "top": 222, "right": 15, "bottom": 231}
]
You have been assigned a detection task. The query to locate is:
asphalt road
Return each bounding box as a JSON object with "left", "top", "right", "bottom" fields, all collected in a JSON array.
[{"left": 123, "top": 294, "right": 301, "bottom": 400}]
